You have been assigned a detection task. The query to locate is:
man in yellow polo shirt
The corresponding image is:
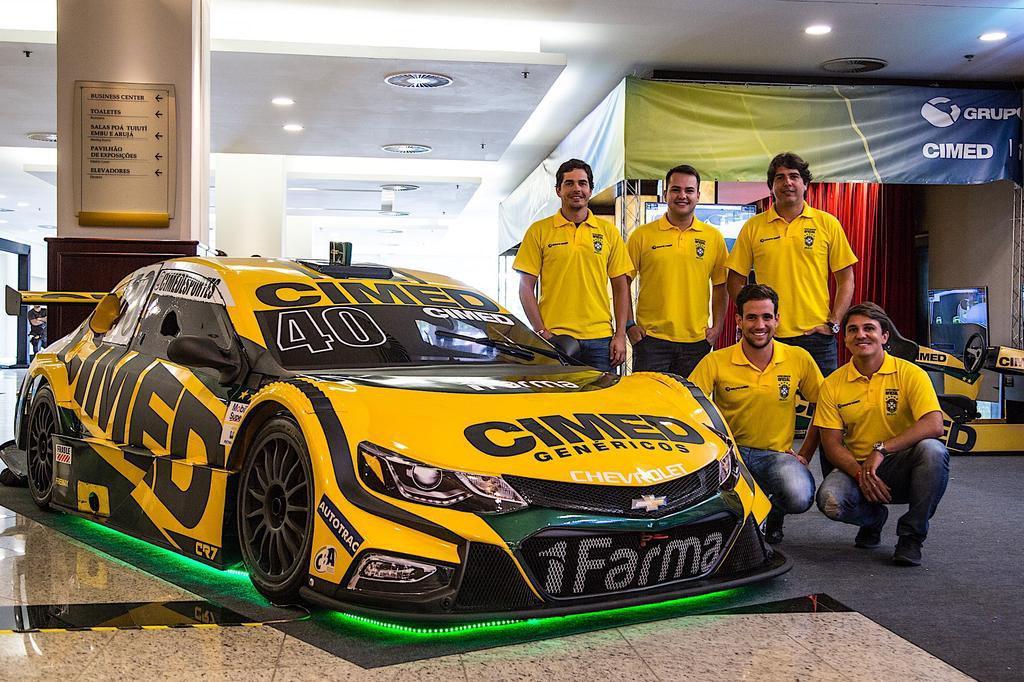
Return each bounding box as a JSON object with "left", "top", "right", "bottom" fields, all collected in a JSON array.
[
  {"left": 690, "top": 284, "right": 823, "bottom": 545},
  {"left": 627, "top": 164, "right": 728, "bottom": 376},
  {"left": 725, "top": 152, "right": 858, "bottom": 379},
  {"left": 514, "top": 158, "right": 633, "bottom": 372},
  {"left": 814, "top": 302, "right": 949, "bottom": 567}
]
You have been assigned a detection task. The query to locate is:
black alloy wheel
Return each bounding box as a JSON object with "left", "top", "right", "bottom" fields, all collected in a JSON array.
[
  {"left": 237, "top": 416, "right": 314, "bottom": 603},
  {"left": 26, "top": 386, "right": 58, "bottom": 510}
]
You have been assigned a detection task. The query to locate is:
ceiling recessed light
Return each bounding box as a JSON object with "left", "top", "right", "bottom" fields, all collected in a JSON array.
[
  {"left": 26, "top": 132, "right": 57, "bottom": 143},
  {"left": 379, "top": 229, "right": 404, "bottom": 234},
  {"left": 805, "top": 24, "right": 831, "bottom": 35},
  {"left": 0, "top": 220, "right": 7, "bottom": 224},
  {"left": 38, "top": 224, "right": 55, "bottom": 230},
  {"left": 272, "top": 96, "right": 295, "bottom": 106},
  {"left": 288, "top": 187, "right": 318, "bottom": 191},
  {"left": 379, "top": 210, "right": 410, "bottom": 217},
  {"left": 380, "top": 184, "right": 420, "bottom": 192},
  {"left": 16, "top": 202, "right": 29, "bottom": 207},
  {"left": 0, "top": 194, "right": 5, "bottom": 199},
  {"left": 979, "top": 31, "right": 1007, "bottom": 42},
  {"left": 283, "top": 123, "right": 304, "bottom": 132},
  {"left": 381, "top": 144, "right": 432, "bottom": 155},
  {"left": 385, "top": 73, "right": 454, "bottom": 89}
]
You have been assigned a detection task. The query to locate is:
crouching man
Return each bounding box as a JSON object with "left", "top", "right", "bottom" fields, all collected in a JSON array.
[
  {"left": 690, "top": 284, "right": 823, "bottom": 544},
  {"left": 814, "top": 302, "right": 950, "bottom": 566}
]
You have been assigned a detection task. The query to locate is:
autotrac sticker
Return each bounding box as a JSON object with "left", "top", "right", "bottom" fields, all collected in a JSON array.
[
  {"left": 317, "top": 495, "right": 363, "bottom": 556},
  {"left": 464, "top": 413, "right": 705, "bottom": 462}
]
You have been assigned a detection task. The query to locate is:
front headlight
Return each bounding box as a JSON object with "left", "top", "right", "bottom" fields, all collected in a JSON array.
[
  {"left": 708, "top": 426, "right": 741, "bottom": 490},
  {"left": 357, "top": 441, "right": 527, "bottom": 514}
]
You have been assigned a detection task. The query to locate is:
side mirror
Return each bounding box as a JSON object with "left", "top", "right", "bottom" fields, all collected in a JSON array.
[
  {"left": 167, "top": 335, "right": 243, "bottom": 384},
  {"left": 89, "top": 293, "right": 123, "bottom": 334},
  {"left": 548, "top": 334, "right": 582, "bottom": 363}
]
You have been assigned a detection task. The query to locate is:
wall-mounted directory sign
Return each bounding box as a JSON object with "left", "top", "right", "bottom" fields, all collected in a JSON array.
[{"left": 73, "top": 81, "right": 177, "bottom": 227}]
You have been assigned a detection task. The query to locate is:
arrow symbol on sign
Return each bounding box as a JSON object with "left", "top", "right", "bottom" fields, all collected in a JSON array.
[
  {"left": 155, "top": 132, "right": 163, "bottom": 140},
  {"left": 155, "top": 110, "right": 162, "bottom": 118},
  {"left": 155, "top": 94, "right": 163, "bottom": 102},
  {"left": 155, "top": 169, "right": 162, "bottom": 177},
  {"left": 155, "top": 153, "right": 162, "bottom": 160}
]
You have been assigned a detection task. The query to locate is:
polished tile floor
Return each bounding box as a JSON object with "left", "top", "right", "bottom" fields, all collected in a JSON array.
[{"left": 0, "top": 369, "right": 971, "bottom": 681}]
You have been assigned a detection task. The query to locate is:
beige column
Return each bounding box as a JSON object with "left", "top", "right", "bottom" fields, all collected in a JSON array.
[
  {"left": 56, "top": 0, "right": 209, "bottom": 243},
  {"left": 214, "top": 154, "right": 286, "bottom": 258}
]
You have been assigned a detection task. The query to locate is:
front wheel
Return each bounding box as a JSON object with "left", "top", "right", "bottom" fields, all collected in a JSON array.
[
  {"left": 26, "top": 386, "right": 59, "bottom": 510},
  {"left": 236, "top": 416, "right": 314, "bottom": 604}
]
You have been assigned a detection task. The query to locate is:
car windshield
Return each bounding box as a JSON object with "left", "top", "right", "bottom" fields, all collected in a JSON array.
[{"left": 255, "top": 303, "right": 567, "bottom": 370}]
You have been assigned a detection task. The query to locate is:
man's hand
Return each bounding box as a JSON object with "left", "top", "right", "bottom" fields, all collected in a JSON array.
[
  {"left": 705, "top": 327, "right": 721, "bottom": 346},
  {"left": 858, "top": 450, "right": 892, "bottom": 503},
  {"left": 786, "top": 449, "right": 809, "bottom": 466},
  {"left": 627, "top": 325, "right": 645, "bottom": 345},
  {"left": 610, "top": 332, "right": 627, "bottom": 367},
  {"left": 537, "top": 329, "right": 554, "bottom": 341},
  {"left": 804, "top": 324, "right": 834, "bottom": 336}
]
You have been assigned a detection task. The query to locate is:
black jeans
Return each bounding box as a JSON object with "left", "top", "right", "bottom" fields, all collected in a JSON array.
[
  {"left": 632, "top": 335, "right": 712, "bottom": 377},
  {"left": 816, "top": 439, "right": 950, "bottom": 542},
  {"left": 778, "top": 332, "right": 838, "bottom": 476}
]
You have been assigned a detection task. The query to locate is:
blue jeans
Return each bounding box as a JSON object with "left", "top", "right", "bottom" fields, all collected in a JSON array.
[
  {"left": 577, "top": 337, "right": 612, "bottom": 372},
  {"left": 816, "top": 439, "right": 950, "bottom": 542},
  {"left": 738, "top": 446, "right": 815, "bottom": 515},
  {"left": 632, "top": 335, "right": 712, "bottom": 377},
  {"left": 779, "top": 332, "right": 839, "bottom": 477}
]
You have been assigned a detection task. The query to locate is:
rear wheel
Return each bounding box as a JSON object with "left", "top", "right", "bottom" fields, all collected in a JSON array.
[
  {"left": 236, "top": 416, "right": 314, "bottom": 604},
  {"left": 26, "top": 386, "right": 58, "bottom": 510}
]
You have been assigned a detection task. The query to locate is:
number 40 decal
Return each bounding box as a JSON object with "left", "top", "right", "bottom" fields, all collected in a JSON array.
[{"left": 276, "top": 307, "right": 387, "bottom": 353}]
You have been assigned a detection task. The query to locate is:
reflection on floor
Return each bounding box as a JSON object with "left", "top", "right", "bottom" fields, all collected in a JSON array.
[{"left": 0, "top": 507, "right": 969, "bottom": 681}]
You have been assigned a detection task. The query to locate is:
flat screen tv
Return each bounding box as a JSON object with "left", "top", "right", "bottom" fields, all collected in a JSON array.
[
  {"left": 642, "top": 202, "right": 756, "bottom": 250},
  {"left": 927, "top": 287, "right": 989, "bottom": 355}
]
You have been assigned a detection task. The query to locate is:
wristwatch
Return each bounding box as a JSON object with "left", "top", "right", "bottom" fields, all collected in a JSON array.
[
  {"left": 872, "top": 441, "right": 889, "bottom": 456},
  {"left": 827, "top": 320, "right": 840, "bottom": 334}
]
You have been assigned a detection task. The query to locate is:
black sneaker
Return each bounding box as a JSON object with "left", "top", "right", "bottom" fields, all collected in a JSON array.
[
  {"left": 765, "top": 509, "right": 784, "bottom": 545},
  {"left": 854, "top": 508, "right": 888, "bottom": 548},
  {"left": 893, "top": 537, "right": 923, "bottom": 566}
]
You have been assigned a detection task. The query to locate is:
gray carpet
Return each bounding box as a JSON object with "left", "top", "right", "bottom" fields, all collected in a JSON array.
[{"left": 752, "top": 455, "right": 1023, "bottom": 681}]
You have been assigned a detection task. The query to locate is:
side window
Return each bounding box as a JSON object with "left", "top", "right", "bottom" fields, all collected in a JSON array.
[
  {"left": 101, "top": 268, "right": 158, "bottom": 346},
  {"left": 134, "top": 293, "right": 234, "bottom": 359}
]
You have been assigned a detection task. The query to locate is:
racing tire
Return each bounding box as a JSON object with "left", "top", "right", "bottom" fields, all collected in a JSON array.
[
  {"left": 236, "top": 416, "right": 315, "bottom": 604},
  {"left": 26, "top": 386, "right": 58, "bottom": 510}
]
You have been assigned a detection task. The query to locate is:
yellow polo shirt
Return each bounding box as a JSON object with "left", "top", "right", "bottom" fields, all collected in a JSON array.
[
  {"left": 814, "top": 353, "right": 941, "bottom": 460},
  {"left": 513, "top": 210, "right": 633, "bottom": 339},
  {"left": 725, "top": 203, "right": 858, "bottom": 338},
  {"left": 627, "top": 216, "right": 728, "bottom": 343},
  {"left": 690, "top": 341, "right": 823, "bottom": 452}
]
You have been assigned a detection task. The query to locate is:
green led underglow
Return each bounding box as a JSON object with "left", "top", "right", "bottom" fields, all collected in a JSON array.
[
  {"left": 321, "top": 586, "right": 746, "bottom": 638},
  {"left": 62, "top": 515, "right": 265, "bottom": 602}
]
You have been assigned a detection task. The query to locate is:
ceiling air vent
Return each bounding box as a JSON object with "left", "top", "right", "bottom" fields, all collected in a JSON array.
[
  {"left": 380, "top": 184, "right": 420, "bottom": 192},
  {"left": 385, "top": 73, "right": 453, "bottom": 89},
  {"left": 26, "top": 132, "right": 57, "bottom": 143},
  {"left": 820, "top": 58, "right": 888, "bottom": 74},
  {"left": 381, "top": 144, "right": 432, "bottom": 155}
]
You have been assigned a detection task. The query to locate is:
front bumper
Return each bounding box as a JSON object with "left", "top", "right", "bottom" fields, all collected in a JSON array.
[{"left": 303, "top": 506, "right": 790, "bottom": 622}]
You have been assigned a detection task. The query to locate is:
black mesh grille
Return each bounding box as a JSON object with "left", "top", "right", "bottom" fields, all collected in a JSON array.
[
  {"left": 505, "top": 459, "right": 720, "bottom": 518},
  {"left": 716, "top": 517, "right": 770, "bottom": 576},
  {"left": 519, "top": 514, "right": 738, "bottom": 599},
  {"left": 455, "top": 543, "right": 541, "bottom": 612}
]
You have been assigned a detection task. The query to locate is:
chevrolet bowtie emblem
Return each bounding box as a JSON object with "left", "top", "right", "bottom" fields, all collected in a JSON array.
[{"left": 631, "top": 494, "right": 667, "bottom": 512}]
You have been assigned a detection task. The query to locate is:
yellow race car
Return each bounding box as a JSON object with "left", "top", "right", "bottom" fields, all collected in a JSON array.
[{"left": 1, "top": 257, "right": 787, "bottom": 619}]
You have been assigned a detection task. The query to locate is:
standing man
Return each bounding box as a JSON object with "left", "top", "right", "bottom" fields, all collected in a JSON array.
[
  {"left": 814, "top": 302, "right": 949, "bottom": 566},
  {"left": 514, "top": 159, "right": 633, "bottom": 372},
  {"left": 690, "top": 284, "right": 823, "bottom": 544},
  {"left": 627, "top": 164, "right": 728, "bottom": 376},
  {"left": 725, "top": 152, "right": 857, "bottom": 378},
  {"left": 28, "top": 305, "right": 47, "bottom": 356}
]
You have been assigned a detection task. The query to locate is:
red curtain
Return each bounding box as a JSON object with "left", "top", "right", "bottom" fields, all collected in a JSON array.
[{"left": 716, "top": 183, "right": 917, "bottom": 366}]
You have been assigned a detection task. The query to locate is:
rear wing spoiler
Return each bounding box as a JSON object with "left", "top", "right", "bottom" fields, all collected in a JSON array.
[{"left": 5, "top": 286, "right": 106, "bottom": 316}]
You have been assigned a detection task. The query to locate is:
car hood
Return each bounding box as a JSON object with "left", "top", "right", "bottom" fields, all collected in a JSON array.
[{"left": 302, "top": 367, "right": 728, "bottom": 484}]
